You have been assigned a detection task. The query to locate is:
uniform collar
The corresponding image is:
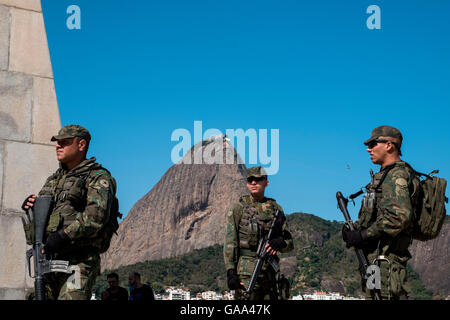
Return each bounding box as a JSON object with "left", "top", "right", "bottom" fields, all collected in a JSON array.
[
  {"left": 380, "top": 160, "right": 404, "bottom": 172},
  {"left": 242, "top": 194, "right": 267, "bottom": 204},
  {"left": 59, "top": 157, "right": 97, "bottom": 175}
]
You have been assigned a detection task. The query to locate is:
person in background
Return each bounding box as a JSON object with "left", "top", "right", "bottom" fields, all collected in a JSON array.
[
  {"left": 101, "top": 272, "right": 128, "bottom": 301},
  {"left": 128, "top": 272, "right": 155, "bottom": 300}
]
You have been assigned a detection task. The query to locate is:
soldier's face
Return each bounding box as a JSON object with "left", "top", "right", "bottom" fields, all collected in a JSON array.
[
  {"left": 55, "top": 137, "right": 86, "bottom": 163},
  {"left": 246, "top": 177, "right": 269, "bottom": 197},
  {"left": 366, "top": 140, "right": 388, "bottom": 165}
]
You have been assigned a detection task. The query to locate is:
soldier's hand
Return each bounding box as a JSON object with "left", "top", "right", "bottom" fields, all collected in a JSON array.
[
  {"left": 267, "top": 237, "right": 287, "bottom": 254},
  {"left": 342, "top": 227, "right": 367, "bottom": 248},
  {"left": 21, "top": 195, "right": 37, "bottom": 211},
  {"left": 265, "top": 243, "right": 278, "bottom": 255},
  {"left": 43, "top": 229, "right": 71, "bottom": 254},
  {"left": 236, "top": 281, "right": 246, "bottom": 294},
  {"left": 227, "top": 269, "right": 246, "bottom": 291}
]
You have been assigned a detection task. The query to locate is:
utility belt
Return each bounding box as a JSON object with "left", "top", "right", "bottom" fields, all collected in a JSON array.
[
  {"left": 367, "top": 250, "right": 409, "bottom": 266},
  {"left": 53, "top": 246, "right": 100, "bottom": 264}
]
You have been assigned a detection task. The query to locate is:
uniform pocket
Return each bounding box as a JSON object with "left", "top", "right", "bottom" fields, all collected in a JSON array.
[
  {"left": 237, "top": 256, "right": 256, "bottom": 277},
  {"left": 22, "top": 220, "right": 34, "bottom": 245},
  {"left": 46, "top": 211, "right": 62, "bottom": 233},
  {"left": 389, "top": 260, "right": 408, "bottom": 297},
  {"left": 67, "top": 179, "right": 84, "bottom": 204}
]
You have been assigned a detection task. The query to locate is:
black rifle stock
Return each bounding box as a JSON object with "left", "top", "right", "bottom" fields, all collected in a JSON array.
[
  {"left": 26, "top": 196, "right": 71, "bottom": 300},
  {"left": 336, "top": 191, "right": 380, "bottom": 300},
  {"left": 244, "top": 209, "right": 281, "bottom": 300}
]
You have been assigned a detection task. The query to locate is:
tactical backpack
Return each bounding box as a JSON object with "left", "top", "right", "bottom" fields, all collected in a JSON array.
[
  {"left": 405, "top": 164, "right": 448, "bottom": 241},
  {"left": 72, "top": 167, "right": 122, "bottom": 253},
  {"left": 354, "top": 162, "right": 447, "bottom": 242},
  {"left": 90, "top": 169, "right": 122, "bottom": 253},
  {"left": 98, "top": 193, "right": 122, "bottom": 253}
]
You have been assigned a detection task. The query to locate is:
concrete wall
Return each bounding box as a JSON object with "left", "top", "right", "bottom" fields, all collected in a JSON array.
[{"left": 0, "top": 0, "right": 61, "bottom": 299}]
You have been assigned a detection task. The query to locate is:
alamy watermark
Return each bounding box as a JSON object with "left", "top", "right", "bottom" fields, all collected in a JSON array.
[
  {"left": 171, "top": 121, "right": 279, "bottom": 175},
  {"left": 366, "top": 5, "right": 381, "bottom": 30},
  {"left": 67, "top": 5, "right": 81, "bottom": 30}
]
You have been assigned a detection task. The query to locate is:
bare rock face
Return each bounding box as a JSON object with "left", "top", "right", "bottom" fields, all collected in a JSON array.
[
  {"left": 102, "top": 136, "right": 248, "bottom": 271},
  {"left": 409, "top": 221, "right": 450, "bottom": 297}
]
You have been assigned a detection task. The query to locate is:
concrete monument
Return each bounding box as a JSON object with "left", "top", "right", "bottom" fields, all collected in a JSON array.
[{"left": 0, "top": 0, "right": 61, "bottom": 299}]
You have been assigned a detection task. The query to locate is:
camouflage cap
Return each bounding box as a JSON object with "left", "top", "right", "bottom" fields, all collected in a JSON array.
[
  {"left": 364, "top": 125, "right": 403, "bottom": 146},
  {"left": 246, "top": 166, "right": 267, "bottom": 178},
  {"left": 51, "top": 125, "right": 91, "bottom": 142}
]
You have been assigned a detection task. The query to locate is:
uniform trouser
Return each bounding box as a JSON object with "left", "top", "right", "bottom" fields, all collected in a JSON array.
[
  {"left": 362, "top": 253, "right": 410, "bottom": 300},
  {"left": 27, "top": 251, "right": 100, "bottom": 300},
  {"left": 235, "top": 270, "right": 279, "bottom": 300}
]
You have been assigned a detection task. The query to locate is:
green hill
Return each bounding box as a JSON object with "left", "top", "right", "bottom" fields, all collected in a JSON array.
[{"left": 94, "top": 212, "right": 433, "bottom": 299}]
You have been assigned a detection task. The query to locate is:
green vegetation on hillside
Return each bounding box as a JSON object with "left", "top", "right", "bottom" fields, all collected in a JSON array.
[
  {"left": 94, "top": 212, "right": 435, "bottom": 299},
  {"left": 95, "top": 245, "right": 227, "bottom": 297}
]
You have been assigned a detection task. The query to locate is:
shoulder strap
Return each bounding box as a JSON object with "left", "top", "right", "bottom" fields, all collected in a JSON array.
[
  {"left": 374, "top": 162, "right": 397, "bottom": 190},
  {"left": 404, "top": 162, "right": 432, "bottom": 179}
]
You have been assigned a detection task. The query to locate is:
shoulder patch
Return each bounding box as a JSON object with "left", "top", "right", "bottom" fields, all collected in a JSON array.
[
  {"left": 395, "top": 178, "right": 408, "bottom": 187},
  {"left": 99, "top": 179, "right": 110, "bottom": 188}
]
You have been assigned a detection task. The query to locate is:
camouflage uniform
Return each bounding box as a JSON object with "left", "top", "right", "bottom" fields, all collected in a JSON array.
[
  {"left": 24, "top": 126, "right": 116, "bottom": 300},
  {"left": 354, "top": 126, "right": 417, "bottom": 300},
  {"left": 223, "top": 167, "right": 294, "bottom": 300}
]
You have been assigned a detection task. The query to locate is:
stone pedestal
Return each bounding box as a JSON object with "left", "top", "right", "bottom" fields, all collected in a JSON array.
[{"left": 0, "top": 0, "right": 61, "bottom": 299}]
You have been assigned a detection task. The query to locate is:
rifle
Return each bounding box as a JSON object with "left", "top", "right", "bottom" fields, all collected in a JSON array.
[
  {"left": 25, "top": 195, "right": 72, "bottom": 300},
  {"left": 244, "top": 209, "right": 281, "bottom": 300},
  {"left": 336, "top": 191, "right": 380, "bottom": 300}
]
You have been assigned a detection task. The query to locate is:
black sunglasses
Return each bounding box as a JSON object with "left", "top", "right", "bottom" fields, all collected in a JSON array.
[
  {"left": 247, "top": 176, "right": 266, "bottom": 183},
  {"left": 366, "top": 139, "right": 389, "bottom": 149}
]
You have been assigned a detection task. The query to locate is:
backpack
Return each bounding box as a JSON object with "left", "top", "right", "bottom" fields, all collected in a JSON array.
[
  {"left": 98, "top": 194, "right": 122, "bottom": 253},
  {"left": 86, "top": 167, "right": 122, "bottom": 253},
  {"left": 406, "top": 165, "right": 448, "bottom": 241},
  {"left": 353, "top": 163, "right": 448, "bottom": 242}
]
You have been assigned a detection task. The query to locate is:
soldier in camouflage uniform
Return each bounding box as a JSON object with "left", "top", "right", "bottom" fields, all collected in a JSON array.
[
  {"left": 342, "top": 126, "right": 417, "bottom": 300},
  {"left": 223, "top": 166, "right": 294, "bottom": 300},
  {"left": 22, "top": 125, "right": 117, "bottom": 300}
]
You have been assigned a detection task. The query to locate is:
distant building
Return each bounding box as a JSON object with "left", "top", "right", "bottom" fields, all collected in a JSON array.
[
  {"left": 222, "top": 291, "right": 234, "bottom": 300},
  {"left": 166, "top": 287, "right": 190, "bottom": 300},
  {"left": 201, "top": 291, "right": 217, "bottom": 300},
  {"left": 293, "top": 291, "right": 353, "bottom": 300},
  {"left": 153, "top": 286, "right": 235, "bottom": 300}
]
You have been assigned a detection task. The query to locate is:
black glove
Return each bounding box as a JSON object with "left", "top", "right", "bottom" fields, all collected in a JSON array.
[
  {"left": 342, "top": 225, "right": 367, "bottom": 248},
  {"left": 227, "top": 269, "right": 245, "bottom": 291},
  {"left": 21, "top": 194, "right": 35, "bottom": 211},
  {"left": 44, "top": 229, "right": 71, "bottom": 254},
  {"left": 268, "top": 237, "right": 287, "bottom": 252}
]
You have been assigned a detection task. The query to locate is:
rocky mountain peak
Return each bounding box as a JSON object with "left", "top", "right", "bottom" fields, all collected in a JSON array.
[{"left": 101, "top": 136, "right": 248, "bottom": 271}]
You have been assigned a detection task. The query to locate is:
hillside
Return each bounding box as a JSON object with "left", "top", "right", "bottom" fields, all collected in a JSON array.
[{"left": 95, "top": 212, "right": 440, "bottom": 299}]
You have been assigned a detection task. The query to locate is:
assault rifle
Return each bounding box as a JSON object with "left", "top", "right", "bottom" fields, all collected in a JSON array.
[
  {"left": 25, "top": 195, "right": 72, "bottom": 300},
  {"left": 244, "top": 209, "right": 281, "bottom": 300},
  {"left": 336, "top": 191, "right": 380, "bottom": 300}
]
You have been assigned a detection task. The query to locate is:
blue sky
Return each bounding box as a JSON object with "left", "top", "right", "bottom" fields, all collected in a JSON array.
[{"left": 42, "top": 0, "right": 450, "bottom": 222}]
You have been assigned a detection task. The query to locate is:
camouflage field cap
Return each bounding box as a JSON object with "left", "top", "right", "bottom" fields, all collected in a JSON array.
[
  {"left": 364, "top": 125, "right": 403, "bottom": 146},
  {"left": 51, "top": 125, "right": 91, "bottom": 142},
  {"left": 246, "top": 166, "right": 268, "bottom": 178}
]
